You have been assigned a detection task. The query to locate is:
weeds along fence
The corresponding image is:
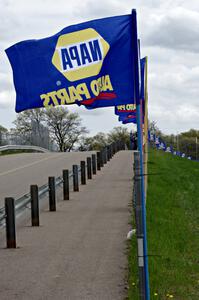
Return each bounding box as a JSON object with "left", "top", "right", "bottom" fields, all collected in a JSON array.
[{"left": 0, "top": 141, "right": 125, "bottom": 249}]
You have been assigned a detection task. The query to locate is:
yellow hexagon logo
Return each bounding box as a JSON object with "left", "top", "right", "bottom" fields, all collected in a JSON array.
[{"left": 52, "top": 28, "right": 110, "bottom": 82}]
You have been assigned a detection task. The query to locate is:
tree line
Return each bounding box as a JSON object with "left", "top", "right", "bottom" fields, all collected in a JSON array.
[
  {"left": 149, "top": 121, "right": 199, "bottom": 160},
  {"left": 0, "top": 107, "right": 131, "bottom": 152},
  {"left": 1, "top": 111, "right": 198, "bottom": 157}
]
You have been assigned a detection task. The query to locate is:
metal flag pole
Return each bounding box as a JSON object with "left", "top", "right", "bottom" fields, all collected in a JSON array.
[
  {"left": 132, "top": 9, "right": 150, "bottom": 299},
  {"left": 144, "top": 57, "right": 149, "bottom": 196}
]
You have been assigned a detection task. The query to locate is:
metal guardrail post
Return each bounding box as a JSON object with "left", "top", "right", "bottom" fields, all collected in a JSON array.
[
  {"left": 30, "top": 185, "right": 39, "bottom": 226},
  {"left": 100, "top": 150, "right": 104, "bottom": 167},
  {"left": 119, "top": 141, "right": 121, "bottom": 151},
  {"left": 80, "top": 161, "right": 86, "bottom": 185},
  {"left": 116, "top": 141, "right": 120, "bottom": 152},
  {"left": 104, "top": 147, "right": 107, "bottom": 164},
  {"left": 110, "top": 144, "right": 113, "bottom": 158},
  {"left": 101, "top": 149, "right": 105, "bottom": 165},
  {"left": 5, "top": 197, "right": 16, "bottom": 248},
  {"left": 87, "top": 157, "right": 92, "bottom": 180},
  {"left": 112, "top": 143, "right": 116, "bottom": 155},
  {"left": 97, "top": 152, "right": 101, "bottom": 171},
  {"left": 91, "top": 154, "right": 97, "bottom": 175},
  {"left": 73, "top": 165, "right": 79, "bottom": 192},
  {"left": 63, "top": 170, "right": 69, "bottom": 200},
  {"left": 134, "top": 152, "right": 146, "bottom": 299},
  {"left": 107, "top": 146, "right": 110, "bottom": 161},
  {"left": 48, "top": 177, "right": 56, "bottom": 211}
]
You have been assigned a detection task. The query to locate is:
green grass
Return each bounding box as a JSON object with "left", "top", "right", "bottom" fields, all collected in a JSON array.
[{"left": 128, "top": 148, "right": 199, "bottom": 300}]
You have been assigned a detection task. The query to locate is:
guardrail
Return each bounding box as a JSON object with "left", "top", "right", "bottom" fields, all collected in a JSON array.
[
  {"left": 0, "top": 145, "right": 50, "bottom": 153},
  {"left": 0, "top": 173, "right": 72, "bottom": 228},
  {"left": 0, "top": 140, "right": 126, "bottom": 248}
]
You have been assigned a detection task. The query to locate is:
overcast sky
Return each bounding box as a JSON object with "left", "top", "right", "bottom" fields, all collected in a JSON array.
[{"left": 0, "top": 0, "right": 199, "bottom": 136}]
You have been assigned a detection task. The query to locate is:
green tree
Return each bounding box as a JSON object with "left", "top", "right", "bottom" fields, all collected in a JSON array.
[
  {"left": 107, "top": 126, "right": 130, "bottom": 148},
  {"left": 178, "top": 129, "right": 199, "bottom": 159},
  {"left": 78, "top": 132, "right": 107, "bottom": 151}
]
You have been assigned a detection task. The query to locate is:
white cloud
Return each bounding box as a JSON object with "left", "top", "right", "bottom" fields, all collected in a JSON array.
[{"left": 145, "top": 7, "right": 199, "bottom": 53}]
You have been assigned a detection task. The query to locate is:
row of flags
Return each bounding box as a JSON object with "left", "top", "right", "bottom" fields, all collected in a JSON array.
[
  {"left": 6, "top": 10, "right": 150, "bottom": 297},
  {"left": 148, "top": 132, "right": 192, "bottom": 160},
  {"left": 115, "top": 57, "right": 146, "bottom": 125}
]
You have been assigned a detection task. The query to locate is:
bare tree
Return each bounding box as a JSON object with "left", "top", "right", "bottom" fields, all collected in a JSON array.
[
  {"left": 45, "top": 107, "right": 88, "bottom": 152},
  {"left": 12, "top": 108, "right": 47, "bottom": 146}
]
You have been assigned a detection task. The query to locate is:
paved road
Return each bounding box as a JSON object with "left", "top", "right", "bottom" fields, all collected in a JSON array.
[
  {"left": 0, "top": 151, "right": 95, "bottom": 206},
  {"left": 0, "top": 150, "right": 133, "bottom": 300}
]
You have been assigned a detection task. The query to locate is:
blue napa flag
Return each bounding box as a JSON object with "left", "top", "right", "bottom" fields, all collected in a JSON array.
[
  {"left": 114, "top": 57, "right": 146, "bottom": 120},
  {"left": 6, "top": 15, "right": 136, "bottom": 113},
  {"left": 155, "top": 137, "right": 160, "bottom": 148},
  {"left": 159, "top": 142, "right": 166, "bottom": 151},
  {"left": 165, "top": 146, "right": 172, "bottom": 153},
  {"left": 115, "top": 103, "right": 136, "bottom": 117},
  {"left": 119, "top": 113, "right": 137, "bottom": 124},
  {"left": 148, "top": 130, "right": 151, "bottom": 141}
]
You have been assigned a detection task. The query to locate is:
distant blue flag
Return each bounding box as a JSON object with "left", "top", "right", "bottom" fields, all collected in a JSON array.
[
  {"left": 115, "top": 103, "right": 136, "bottom": 116},
  {"left": 6, "top": 15, "right": 136, "bottom": 112},
  {"left": 165, "top": 146, "right": 172, "bottom": 153},
  {"left": 114, "top": 57, "right": 146, "bottom": 121},
  {"left": 155, "top": 137, "right": 160, "bottom": 146},
  {"left": 119, "top": 113, "right": 137, "bottom": 124},
  {"left": 159, "top": 142, "right": 166, "bottom": 151},
  {"left": 148, "top": 130, "right": 151, "bottom": 141}
]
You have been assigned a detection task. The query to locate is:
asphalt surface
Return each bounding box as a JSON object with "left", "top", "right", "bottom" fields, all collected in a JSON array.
[
  {"left": 0, "top": 150, "right": 133, "bottom": 300},
  {"left": 0, "top": 151, "right": 95, "bottom": 207}
]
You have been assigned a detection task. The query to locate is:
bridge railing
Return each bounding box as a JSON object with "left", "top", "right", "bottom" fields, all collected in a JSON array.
[{"left": 0, "top": 144, "right": 50, "bottom": 153}]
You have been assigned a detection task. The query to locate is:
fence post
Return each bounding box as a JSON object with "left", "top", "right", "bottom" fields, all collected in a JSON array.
[
  {"left": 80, "top": 161, "right": 86, "bottom": 185},
  {"left": 30, "top": 185, "right": 39, "bottom": 226},
  {"left": 91, "top": 154, "right": 97, "bottom": 175},
  {"left": 134, "top": 152, "right": 146, "bottom": 299},
  {"left": 48, "top": 177, "right": 56, "bottom": 211},
  {"left": 73, "top": 165, "right": 79, "bottom": 192},
  {"left": 97, "top": 152, "right": 101, "bottom": 171},
  {"left": 5, "top": 197, "right": 16, "bottom": 248},
  {"left": 87, "top": 157, "right": 92, "bottom": 180},
  {"left": 63, "top": 170, "right": 69, "bottom": 200}
]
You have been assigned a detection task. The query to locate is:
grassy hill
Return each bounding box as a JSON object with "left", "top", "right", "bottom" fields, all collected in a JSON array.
[{"left": 128, "top": 148, "right": 199, "bottom": 300}]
